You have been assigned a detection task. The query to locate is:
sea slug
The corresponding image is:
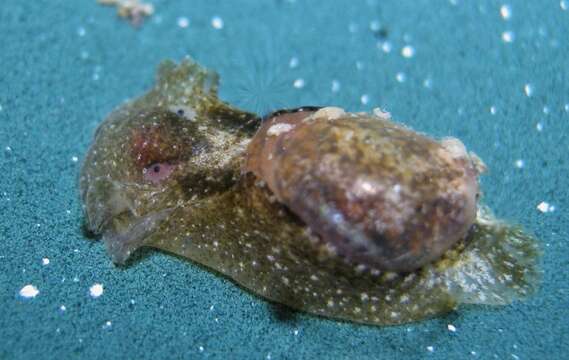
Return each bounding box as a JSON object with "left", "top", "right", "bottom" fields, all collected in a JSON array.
[{"left": 79, "top": 58, "right": 540, "bottom": 325}]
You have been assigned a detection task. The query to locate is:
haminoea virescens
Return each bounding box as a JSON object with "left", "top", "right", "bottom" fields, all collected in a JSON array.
[{"left": 79, "top": 57, "right": 540, "bottom": 325}]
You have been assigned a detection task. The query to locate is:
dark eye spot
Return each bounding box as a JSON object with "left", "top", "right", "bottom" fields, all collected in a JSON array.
[
  {"left": 143, "top": 162, "right": 176, "bottom": 184},
  {"left": 177, "top": 109, "right": 185, "bottom": 116}
]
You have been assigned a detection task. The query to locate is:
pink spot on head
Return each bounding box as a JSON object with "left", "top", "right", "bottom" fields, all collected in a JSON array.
[{"left": 143, "top": 163, "right": 176, "bottom": 184}]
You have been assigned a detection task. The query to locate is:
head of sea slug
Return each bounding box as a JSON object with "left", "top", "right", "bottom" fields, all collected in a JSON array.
[{"left": 79, "top": 59, "right": 258, "bottom": 263}]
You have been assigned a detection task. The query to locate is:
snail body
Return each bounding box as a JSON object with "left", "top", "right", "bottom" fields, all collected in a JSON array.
[{"left": 80, "top": 58, "right": 540, "bottom": 325}]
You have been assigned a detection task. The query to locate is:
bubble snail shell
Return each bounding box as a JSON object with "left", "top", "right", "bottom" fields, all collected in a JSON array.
[{"left": 80, "top": 58, "right": 540, "bottom": 325}]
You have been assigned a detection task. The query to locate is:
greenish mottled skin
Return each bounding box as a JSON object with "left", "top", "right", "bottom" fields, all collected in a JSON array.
[{"left": 80, "top": 58, "right": 540, "bottom": 325}]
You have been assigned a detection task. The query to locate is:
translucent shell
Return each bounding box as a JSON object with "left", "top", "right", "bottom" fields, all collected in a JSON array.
[{"left": 245, "top": 108, "right": 480, "bottom": 272}]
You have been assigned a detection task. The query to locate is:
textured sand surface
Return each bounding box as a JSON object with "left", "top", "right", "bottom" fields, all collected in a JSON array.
[{"left": 1, "top": 1, "right": 567, "bottom": 358}]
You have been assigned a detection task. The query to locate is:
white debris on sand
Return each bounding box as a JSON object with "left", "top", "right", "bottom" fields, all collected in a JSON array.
[
  {"left": 97, "top": 0, "right": 155, "bottom": 26},
  {"left": 89, "top": 283, "right": 104, "bottom": 298},
  {"left": 537, "top": 201, "right": 555, "bottom": 213},
  {"left": 19, "top": 285, "right": 39, "bottom": 298}
]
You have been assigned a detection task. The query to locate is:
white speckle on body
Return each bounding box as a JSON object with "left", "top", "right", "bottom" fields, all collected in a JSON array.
[
  {"left": 536, "top": 122, "right": 543, "bottom": 132},
  {"left": 490, "top": 106, "right": 497, "bottom": 115},
  {"left": 427, "top": 346, "right": 435, "bottom": 352},
  {"left": 514, "top": 159, "right": 524, "bottom": 168},
  {"left": 293, "top": 78, "right": 305, "bottom": 89},
  {"left": 77, "top": 27, "right": 86, "bottom": 37},
  {"left": 20, "top": 285, "right": 39, "bottom": 298},
  {"left": 42, "top": 258, "right": 50, "bottom": 265},
  {"left": 90, "top": 283, "right": 104, "bottom": 298},
  {"left": 561, "top": 0, "right": 568, "bottom": 11},
  {"left": 267, "top": 123, "right": 295, "bottom": 137},
  {"left": 72, "top": 156, "right": 79, "bottom": 163},
  {"left": 60, "top": 305, "right": 66, "bottom": 312},
  {"left": 448, "top": 324, "right": 457, "bottom": 332},
  {"left": 360, "top": 94, "right": 370, "bottom": 105}
]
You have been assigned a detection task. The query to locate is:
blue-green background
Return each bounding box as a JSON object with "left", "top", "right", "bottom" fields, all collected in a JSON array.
[{"left": 1, "top": 1, "right": 568, "bottom": 359}]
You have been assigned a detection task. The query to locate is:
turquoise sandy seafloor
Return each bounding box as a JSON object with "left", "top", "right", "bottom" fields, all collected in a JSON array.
[{"left": 1, "top": 0, "right": 568, "bottom": 359}]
